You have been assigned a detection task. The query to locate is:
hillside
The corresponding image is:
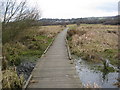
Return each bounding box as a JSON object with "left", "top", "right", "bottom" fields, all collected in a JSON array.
[{"left": 39, "top": 15, "right": 120, "bottom": 25}]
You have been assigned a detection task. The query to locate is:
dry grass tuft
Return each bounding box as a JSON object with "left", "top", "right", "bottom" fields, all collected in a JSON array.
[
  {"left": 84, "top": 82, "right": 101, "bottom": 88},
  {"left": 2, "top": 25, "right": 65, "bottom": 89},
  {"left": 37, "top": 26, "right": 63, "bottom": 38},
  {"left": 67, "top": 24, "right": 118, "bottom": 65},
  {"left": 2, "top": 68, "right": 24, "bottom": 88}
]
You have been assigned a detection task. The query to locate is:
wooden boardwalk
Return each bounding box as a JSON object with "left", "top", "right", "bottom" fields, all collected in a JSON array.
[{"left": 27, "top": 28, "right": 81, "bottom": 88}]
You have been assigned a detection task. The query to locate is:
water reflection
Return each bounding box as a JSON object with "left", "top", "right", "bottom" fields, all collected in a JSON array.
[
  {"left": 76, "top": 58, "right": 118, "bottom": 88},
  {"left": 102, "top": 69, "right": 109, "bottom": 83}
]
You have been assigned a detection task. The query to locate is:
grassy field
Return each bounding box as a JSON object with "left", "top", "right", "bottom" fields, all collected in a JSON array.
[
  {"left": 2, "top": 25, "right": 64, "bottom": 88},
  {"left": 67, "top": 24, "right": 118, "bottom": 66}
]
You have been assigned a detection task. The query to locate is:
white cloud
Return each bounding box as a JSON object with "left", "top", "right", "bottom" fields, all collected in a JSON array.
[{"left": 26, "top": 0, "right": 119, "bottom": 18}]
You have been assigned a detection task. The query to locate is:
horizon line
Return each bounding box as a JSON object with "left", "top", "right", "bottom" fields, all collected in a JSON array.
[{"left": 40, "top": 15, "right": 118, "bottom": 19}]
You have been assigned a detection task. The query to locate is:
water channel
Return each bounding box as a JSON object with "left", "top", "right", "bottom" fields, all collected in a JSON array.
[{"left": 75, "top": 58, "right": 118, "bottom": 88}]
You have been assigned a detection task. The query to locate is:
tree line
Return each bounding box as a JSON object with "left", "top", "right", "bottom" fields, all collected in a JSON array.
[{"left": 39, "top": 16, "right": 120, "bottom": 26}]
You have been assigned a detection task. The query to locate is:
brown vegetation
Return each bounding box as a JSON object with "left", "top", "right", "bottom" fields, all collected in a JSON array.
[
  {"left": 2, "top": 68, "right": 24, "bottom": 88},
  {"left": 67, "top": 24, "right": 118, "bottom": 65},
  {"left": 2, "top": 25, "right": 64, "bottom": 88}
]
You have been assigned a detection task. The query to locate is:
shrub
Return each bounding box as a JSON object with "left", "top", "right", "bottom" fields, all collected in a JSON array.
[
  {"left": 2, "top": 69, "right": 24, "bottom": 89},
  {"left": 67, "top": 29, "right": 86, "bottom": 37},
  {"left": 3, "top": 42, "right": 27, "bottom": 66}
]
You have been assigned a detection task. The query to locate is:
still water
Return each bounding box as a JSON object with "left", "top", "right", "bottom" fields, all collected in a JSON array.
[{"left": 75, "top": 58, "right": 118, "bottom": 88}]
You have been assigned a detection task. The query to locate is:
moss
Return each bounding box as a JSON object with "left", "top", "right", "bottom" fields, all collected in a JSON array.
[
  {"left": 34, "top": 35, "right": 48, "bottom": 40},
  {"left": 96, "top": 65, "right": 115, "bottom": 72},
  {"left": 90, "top": 64, "right": 116, "bottom": 73},
  {"left": 20, "top": 50, "right": 42, "bottom": 57},
  {"left": 99, "top": 49, "right": 118, "bottom": 66},
  {"left": 20, "top": 56, "right": 39, "bottom": 62}
]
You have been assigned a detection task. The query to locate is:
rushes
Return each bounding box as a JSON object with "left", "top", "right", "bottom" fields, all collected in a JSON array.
[
  {"left": 2, "top": 25, "right": 64, "bottom": 89},
  {"left": 2, "top": 69, "right": 24, "bottom": 89},
  {"left": 67, "top": 24, "right": 118, "bottom": 65}
]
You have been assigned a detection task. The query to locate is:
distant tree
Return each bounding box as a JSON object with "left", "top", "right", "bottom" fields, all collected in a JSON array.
[
  {"left": 1, "top": 0, "right": 41, "bottom": 25},
  {"left": 1, "top": 0, "right": 41, "bottom": 43}
]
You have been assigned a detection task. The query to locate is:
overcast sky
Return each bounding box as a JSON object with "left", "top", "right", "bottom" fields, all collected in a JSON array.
[{"left": 28, "top": 0, "right": 119, "bottom": 19}]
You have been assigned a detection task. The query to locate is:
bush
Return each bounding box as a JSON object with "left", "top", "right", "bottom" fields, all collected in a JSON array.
[
  {"left": 3, "top": 42, "right": 27, "bottom": 66},
  {"left": 67, "top": 29, "right": 86, "bottom": 37},
  {"left": 2, "top": 20, "right": 39, "bottom": 44},
  {"left": 2, "top": 69, "right": 24, "bottom": 89}
]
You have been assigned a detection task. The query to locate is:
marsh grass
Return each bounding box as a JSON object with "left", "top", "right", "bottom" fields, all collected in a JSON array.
[
  {"left": 2, "top": 25, "right": 64, "bottom": 88},
  {"left": 67, "top": 24, "right": 118, "bottom": 66},
  {"left": 3, "top": 25, "right": 64, "bottom": 66},
  {"left": 2, "top": 68, "right": 24, "bottom": 89}
]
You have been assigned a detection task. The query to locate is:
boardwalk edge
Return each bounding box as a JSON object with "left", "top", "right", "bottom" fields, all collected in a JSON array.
[
  {"left": 65, "top": 37, "right": 72, "bottom": 60},
  {"left": 22, "top": 35, "right": 56, "bottom": 89},
  {"left": 65, "top": 28, "right": 75, "bottom": 64}
]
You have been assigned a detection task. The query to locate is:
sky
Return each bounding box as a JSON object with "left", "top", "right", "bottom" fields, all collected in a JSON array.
[{"left": 14, "top": 0, "right": 120, "bottom": 19}]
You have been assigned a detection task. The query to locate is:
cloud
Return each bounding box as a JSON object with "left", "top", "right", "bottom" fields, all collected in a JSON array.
[
  {"left": 27, "top": 0, "right": 119, "bottom": 18},
  {"left": 96, "top": 2, "right": 118, "bottom": 12}
]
